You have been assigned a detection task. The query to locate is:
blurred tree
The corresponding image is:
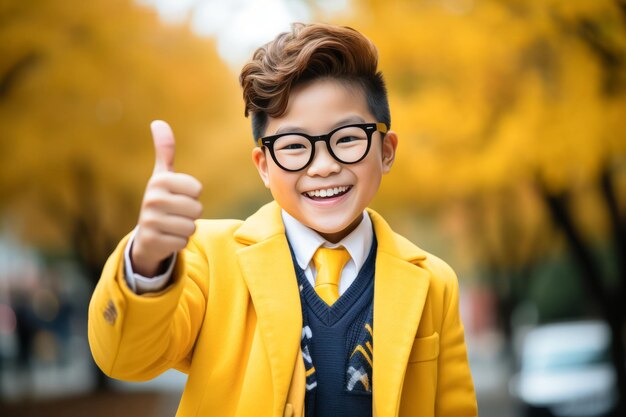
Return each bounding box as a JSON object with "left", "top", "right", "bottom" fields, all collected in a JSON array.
[
  {"left": 0, "top": 0, "right": 259, "bottom": 389},
  {"left": 0, "top": 0, "right": 256, "bottom": 283},
  {"left": 347, "top": 0, "right": 626, "bottom": 410}
]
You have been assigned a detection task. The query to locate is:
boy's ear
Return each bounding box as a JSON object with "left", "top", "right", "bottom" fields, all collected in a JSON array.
[
  {"left": 252, "top": 147, "right": 271, "bottom": 188},
  {"left": 381, "top": 130, "right": 398, "bottom": 174}
]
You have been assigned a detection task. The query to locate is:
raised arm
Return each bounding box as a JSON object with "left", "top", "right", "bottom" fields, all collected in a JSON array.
[{"left": 88, "top": 121, "right": 207, "bottom": 381}]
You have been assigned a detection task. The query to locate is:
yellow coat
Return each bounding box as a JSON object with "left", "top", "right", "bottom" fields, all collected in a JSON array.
[{"left": 88, "top": 201, "right": 477, "bottom": 417}]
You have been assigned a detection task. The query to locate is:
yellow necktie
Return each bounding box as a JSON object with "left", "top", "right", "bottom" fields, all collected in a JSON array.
[{"left": 313, "top": 247, "right": 351, "bottom": 306}]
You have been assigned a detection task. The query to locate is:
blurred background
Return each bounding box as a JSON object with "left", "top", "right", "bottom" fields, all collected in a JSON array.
[{"left": 1, "top": 0, "right": 625, "bottom": 416}]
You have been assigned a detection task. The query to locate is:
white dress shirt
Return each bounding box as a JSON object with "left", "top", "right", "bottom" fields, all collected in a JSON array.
[
  {"left": 123, "top": 227, "right": 177, "bottom": 293},
  {"left": 124, "top": 211, "right": 374, "bottom": 295},
  {"left": 281, "top": 210, "right": 373, "bottom": 295}
]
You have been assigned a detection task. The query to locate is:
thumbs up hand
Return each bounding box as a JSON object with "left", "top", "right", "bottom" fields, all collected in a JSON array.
[{"left": 131, "top": 120, "right": 203, "bottom": 277}]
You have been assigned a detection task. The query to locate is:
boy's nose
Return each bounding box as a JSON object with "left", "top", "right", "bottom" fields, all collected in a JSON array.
[{"left": 306, "top": 142, "right": 341, "bottom": 177}]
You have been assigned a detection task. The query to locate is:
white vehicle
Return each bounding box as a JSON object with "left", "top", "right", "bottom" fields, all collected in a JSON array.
[{"left": 510, "top": 320, "right": 618, "bottom": 417}]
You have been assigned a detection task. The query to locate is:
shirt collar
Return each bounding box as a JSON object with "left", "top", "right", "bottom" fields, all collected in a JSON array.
[{"left": 281, "top": 209, "right": 374, "bottom": 274}]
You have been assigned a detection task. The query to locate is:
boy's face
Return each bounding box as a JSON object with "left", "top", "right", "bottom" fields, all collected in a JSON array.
[{"left": 252, "top": 78, "right": 398, "bottom": 243}]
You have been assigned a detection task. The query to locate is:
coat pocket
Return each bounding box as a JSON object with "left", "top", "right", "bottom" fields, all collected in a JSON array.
[
  {"left": 283, "top": 403, "right": 294, "bottom": 417},
  {"left": 408, "top": 332, "right": 440, "bottom": 363}
]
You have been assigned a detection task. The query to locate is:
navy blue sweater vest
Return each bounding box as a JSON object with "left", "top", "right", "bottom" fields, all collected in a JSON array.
[{"left": 289, "top": 238, "right": 376, "bottom": 417}]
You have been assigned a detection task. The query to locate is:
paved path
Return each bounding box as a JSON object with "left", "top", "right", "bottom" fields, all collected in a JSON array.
[{"left": 0, "top": 390, "right": 180, "bottom": 417}]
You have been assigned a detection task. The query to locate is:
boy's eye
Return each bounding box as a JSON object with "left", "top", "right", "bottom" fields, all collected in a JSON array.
[
  {"left": 274, "top": 135, "right": 310, "bottom": 152},
  {"left": 336, "top": 136, "right": 363, "bottom": 144},
  {"left": 279, "top": 143, "right": 307, "bottom": 150}
]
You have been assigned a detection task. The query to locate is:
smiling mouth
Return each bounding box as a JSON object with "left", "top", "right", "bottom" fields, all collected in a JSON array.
[{"left": 303, "top": 185, "right": 352, "bottom": 200}]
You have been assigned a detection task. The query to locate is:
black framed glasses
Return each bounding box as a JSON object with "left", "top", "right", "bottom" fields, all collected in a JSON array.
[{"left": 257, "top": 122, "right": 388, "bottom": 172}]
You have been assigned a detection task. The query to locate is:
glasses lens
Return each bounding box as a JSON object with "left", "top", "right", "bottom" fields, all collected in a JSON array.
[
  {"left": 273, "top": 134, "right": 312, "bottom": 170},
  {"left": 330, "top": 126, "right": 369, "bottom": 163}
]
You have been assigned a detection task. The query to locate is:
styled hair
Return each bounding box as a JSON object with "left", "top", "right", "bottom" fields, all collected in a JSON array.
[{"left": 239, "top": 22, "right": 391, "bottom": 141}]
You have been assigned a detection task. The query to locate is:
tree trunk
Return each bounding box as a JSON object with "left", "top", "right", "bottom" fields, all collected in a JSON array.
[
  {"left": 600, "top": 167, "right": 626, "bottom": 317},
  {"left": 540, "top": 181, "right": 626, "bottom": 415}
]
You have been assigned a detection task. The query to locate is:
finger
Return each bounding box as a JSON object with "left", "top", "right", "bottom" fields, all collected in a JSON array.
[
  {"left": 151, "top": 120, "right": 176, "bottom": 173},
  {"left": 136, "top": 228, "right": 189, "bottom": 255},
  {"left": 154, "top": 215, "right": 197, "bottom": 238},
  {"left": 144, "top": 191, "right": 203, "bottom": 219},
  {"left": 151, "top": 172, "right": 203, "bottom": 198}
]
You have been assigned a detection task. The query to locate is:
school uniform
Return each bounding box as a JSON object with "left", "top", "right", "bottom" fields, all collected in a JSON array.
[{"left": 88, "top": 200, "right": 477, "bottom": 416}]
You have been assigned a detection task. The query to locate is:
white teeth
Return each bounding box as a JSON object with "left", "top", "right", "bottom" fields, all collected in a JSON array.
[{"left": 305, "top": 186, "right": 349, "bottom": 198}]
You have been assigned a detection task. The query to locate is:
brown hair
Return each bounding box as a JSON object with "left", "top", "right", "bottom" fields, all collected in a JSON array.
[{"left": 239, "top": 22, "right": 390, "bottom": 141}]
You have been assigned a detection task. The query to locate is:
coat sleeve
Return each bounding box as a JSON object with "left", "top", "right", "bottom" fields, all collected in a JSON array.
[
  {"left": 88, "top": 231, "right": 210, "bottom": 381},
  {"left": 434, "top": 260, "right": 478, "bottom": 417}
]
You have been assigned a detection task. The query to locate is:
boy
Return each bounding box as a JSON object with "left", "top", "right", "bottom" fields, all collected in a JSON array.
[{"left": 88, "top": 23, "right": 477, "bottom": 417}]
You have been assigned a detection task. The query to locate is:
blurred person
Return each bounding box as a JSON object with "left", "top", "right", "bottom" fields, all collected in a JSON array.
[
  {"left": 88, "top": 23, "right": 477, "bottom": 417},
  {"left": 12, "top": 288, "right": 36, "bottom": 368},
  {"left": 10, "top": 286, "right": 37, "bottom": 395}
]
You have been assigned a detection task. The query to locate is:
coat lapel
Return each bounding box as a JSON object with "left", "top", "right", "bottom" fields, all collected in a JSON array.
[
  {"left": 234, "top": 201, "right": 303, "bottom": 417},
  {"left": 368, "top": 209, "right": 431, "bottom": 417}
]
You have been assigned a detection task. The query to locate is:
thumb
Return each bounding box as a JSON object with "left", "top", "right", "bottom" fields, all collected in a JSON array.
[{"left": 151, "top": 120, "right": 176, "bottom": 173}]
